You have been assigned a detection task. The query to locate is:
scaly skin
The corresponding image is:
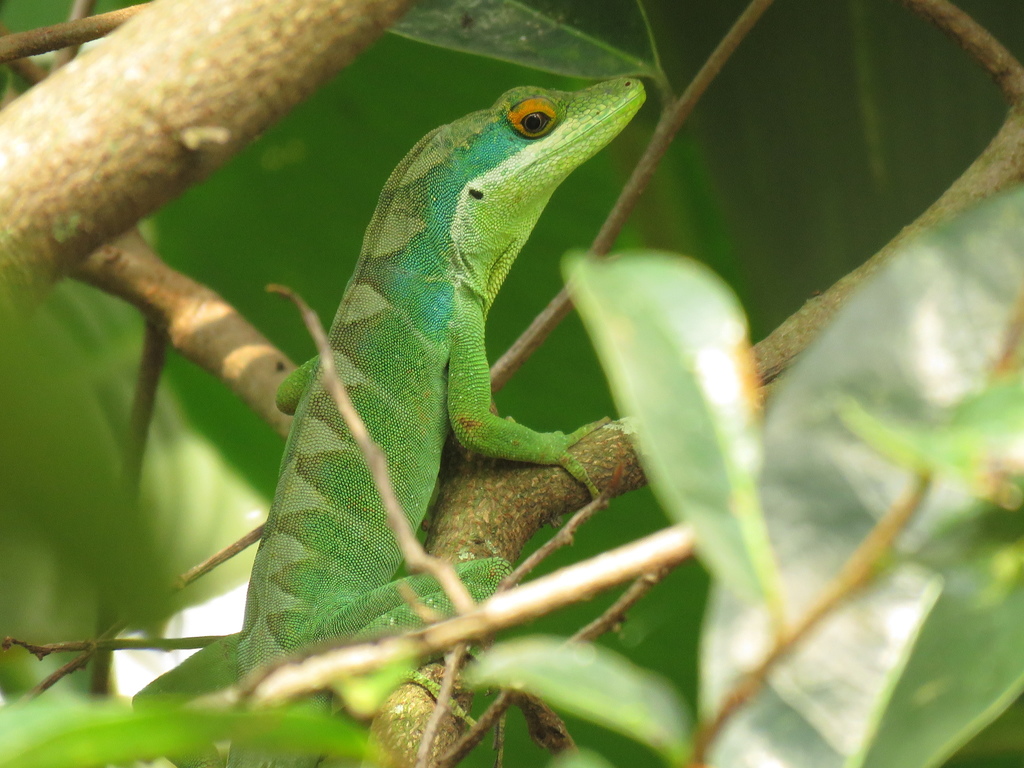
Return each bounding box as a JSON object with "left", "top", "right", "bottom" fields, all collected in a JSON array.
[{"left": 139, "top": 78, "right": 645, "bottom": 768}]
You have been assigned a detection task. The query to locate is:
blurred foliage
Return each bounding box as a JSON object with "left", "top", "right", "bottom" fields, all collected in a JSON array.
[{"left": 2, "top": 0, "right": 1024, "bottom": 766}]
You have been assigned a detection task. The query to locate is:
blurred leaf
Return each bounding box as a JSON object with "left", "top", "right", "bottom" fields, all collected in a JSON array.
[
  {"left": 468, "top": 637, "right": 689, "bottom": 762},
  {"left": 0, "top": 285, "right": 170, "bottom": 630},
  {"left": 568, "top": 251, "right": 779, "bottom": 607},
  {"left": 704, "top": 187, "right": 1024, "bottom": 768},
  {"left": 393, "top": 0, "right": 661, "bottom": 81},
  {"left": 705, "top": 566, "right": 941, "bottom": 768},
  {"left": 0, "top": 698, "right": 369, "bottom": 768},
  {"left": 842, "top": 377, "right": 1024, "bottom": 508},
  {"left": 0, "top": 282, "right": 265, "bottom": 653}
]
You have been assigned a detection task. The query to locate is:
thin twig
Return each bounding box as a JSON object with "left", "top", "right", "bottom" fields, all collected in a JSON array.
[
  {"left": 572, "top": 570, "right": 668, "bottom": 643},
  {"left": 415, "top": 644, "right": 468, "bottom": 768},
  {"left": 0, "top": 5, "right": 147, "bottom": 66},
  {"left": 437, "top": 691, "right": 514, "bottom": 768},
  {"left": 0, "top": 22, "right": 48, "bottom": 84},
  {"left": 125, "top": 321, "right": 166, "bottom": 490},
  {"left": 689, "top": 473, "right": 932, "bottom": 764},
  {"left": 175, "top": 524, "right": 265, "bottom": 589},
  {"left": 896, "top": 0, "right": 1024, "bottom": 106},
  {"left": 498, "top": 465, "right": 621, "bottom": 590},
  {"left": 29, "top": 653, "right": 94, "bottom": 696},
  {"left": 52, "top": 0, "right": 99, "bottom": 70},
  {"left": 247, "top": 526, "right": 696, "bottom": 702},
  {"left": 268, "top": 285, "right": 475, "bottom": 615},
  {"left": 440, "top": 569, "right": 668, "bottom": 766},
  {"left": 490, "top": 0, "right": 777, "bottom": 391},
  {"left": 5, "top": 635, "right": 222, "bottom": 657},
  {"left": 26, "top": 621, "right": 124, "bottom": 696}
]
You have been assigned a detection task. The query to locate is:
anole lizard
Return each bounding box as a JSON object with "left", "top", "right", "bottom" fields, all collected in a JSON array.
[{"left": 139, "top": 77, "right": 645, "bottom": 767}]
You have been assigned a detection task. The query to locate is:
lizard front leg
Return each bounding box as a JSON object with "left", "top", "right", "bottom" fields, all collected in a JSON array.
[{"left": 446, "top": 298, "right": 603, "bottom": 497}]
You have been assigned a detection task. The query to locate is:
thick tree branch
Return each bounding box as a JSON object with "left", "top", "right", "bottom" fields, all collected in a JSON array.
[
  {"left": 77, "top": 231, "right": 295, "bottom": 437},
  {"left": 0, "top": 0, "right": 417, "bottom": 309}
]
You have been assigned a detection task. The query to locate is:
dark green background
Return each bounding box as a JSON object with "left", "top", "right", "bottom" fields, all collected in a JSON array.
[{"left": 2, "top": 0, "right": 1022, "bottom": 765}]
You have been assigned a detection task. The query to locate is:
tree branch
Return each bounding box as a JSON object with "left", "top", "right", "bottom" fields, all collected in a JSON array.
[
  {"left": 755, "top": 1, "right": 1024, "bottom": 385},
  {"left": 0, "top": 0, "right": 418, "bottom": 309},
  {"left": 895, "top": 0, "right": 1024, "bottom": 105},
  {"left": 77, "top": 230, "right": 295, "bottom": 437}
]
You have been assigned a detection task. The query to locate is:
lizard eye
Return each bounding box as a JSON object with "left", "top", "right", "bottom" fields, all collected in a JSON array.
[{"left": 508, "top": 97, "right": 558, "bottom": 139}]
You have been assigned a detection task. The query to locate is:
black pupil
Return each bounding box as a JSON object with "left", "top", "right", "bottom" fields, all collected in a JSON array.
[{"left": 522, "top": 112, "right": 550, "bottom": 134}]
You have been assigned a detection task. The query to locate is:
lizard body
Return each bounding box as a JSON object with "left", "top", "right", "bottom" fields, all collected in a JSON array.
[{"left": 140, "top": 77, "right": 645, "bottom": 768}]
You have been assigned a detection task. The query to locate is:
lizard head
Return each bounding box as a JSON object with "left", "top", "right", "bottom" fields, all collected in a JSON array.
[{"left": 446, "top": 77, "right": 646, "bottom": 309}]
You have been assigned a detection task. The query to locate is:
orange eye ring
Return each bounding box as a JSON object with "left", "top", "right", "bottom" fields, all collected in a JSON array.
[{"left": 508, "top": 97, "right": 558, "bottom": 139}]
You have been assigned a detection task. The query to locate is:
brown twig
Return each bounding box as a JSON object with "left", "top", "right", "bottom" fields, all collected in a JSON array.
[
  {"left": 415, "top": 644, "right": 468, "bottom": 768},
  {"left": 0, "top": 22, "right": 48, "bottom": 84},
  {"left": 29, "top": 652, "right": 94, "bottom": 696},
  {"left": 124, "top": 321, "right": 166, "bottom": 490},
  {"left": 572, "top": 570, "right": 669, "bottom": 643},
  {"left": 246, "top": 525, "right": 695, "bottom": 703},
  {"left": 436, "top": 690, "right": 513, "bottom": 768},
  {"left": 5, "top": 634, "right": 221, "bottom": 658},
  {"left": 896, "top": 0, "right": 1024, "bottom": 106},
  {"left": 0, "top": 5, "right": 147, "bottom": 66},
  {"left": 26, "top": 621, "right": 124, "bottom": 696},
  {"left": 268, "top": 285, "right": 476, "bottom": 616},
  {"left": 498, "top": 465, "right": 621, "bottom": 590},
  {"left": 175, "top": 524, "right": 265, "bottom": 590},
  {"left": 689, "top": 473, "right": 932, "bottom": 764},
  {"left": 755, "top": 3, "right": 1024, "bottom": 386},
  {"left": 52, "top": 0, "right": 102, "bottom": 70},
  {"left": 490, "top": 0, "right": 777, "bottom": 391},
  {"left": 439, "top": 569, "right": 669, "bottom": 766}
]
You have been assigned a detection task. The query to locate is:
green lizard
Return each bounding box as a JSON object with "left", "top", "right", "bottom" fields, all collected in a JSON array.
[{"left": 139, "top": 76, "right": 645, "bottom": 767}]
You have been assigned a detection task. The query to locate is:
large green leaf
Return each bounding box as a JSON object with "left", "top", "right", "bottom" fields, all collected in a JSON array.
[
  {"left": 0, "top": 698, "right": 369, "bottom": 768},
  {"left": 568, "top": 251, "right": 779, "bottom": 607},
  {"left": 469, "top": 637, "right": 689, "bottom": 762},
  {"left": 703, "top": 187, "right": 1024, "bottom": 767},
  {"left": 393, "top": 0, "right": 662, "bottom": 81}
]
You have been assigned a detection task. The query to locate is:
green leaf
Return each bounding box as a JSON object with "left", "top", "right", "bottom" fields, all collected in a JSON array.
[
  {"left": 392, "top": 0, "right": 662, "bottom": 81},
  {"left": 568, "top": 250, "right": 780, "bottom": 607},
  {"left": 703, "top": 187, "right": 1024, "bottom": 768},
  {"left": 468, "top": 637, "right": 689, "bottom": 762},
  {"left": 0, "top": 699, "right": 370, "bottom": 768}
]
